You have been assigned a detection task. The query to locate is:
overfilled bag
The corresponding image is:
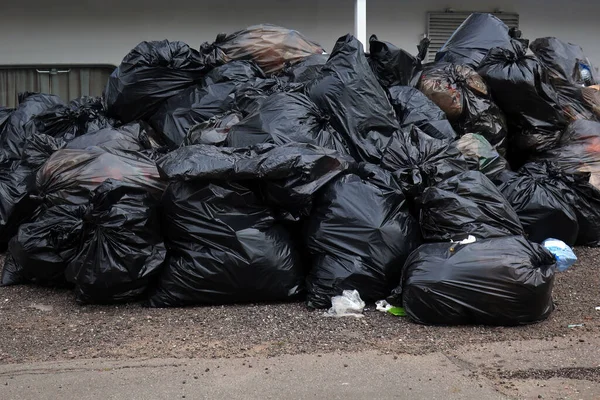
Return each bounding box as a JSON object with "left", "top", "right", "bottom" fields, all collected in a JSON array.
[
  {"left": 418, "top": 63, "right": 508, "bottom": 153},
  {"left": 305, "top": 164, "right": 420, "bottom": 309},
  {"left": 478, "top": 40, "right": 566, "bottom": 155},
  {"left": 104, "top": 40, "right": 210, "bottom": 122},
  {"left": 36, "top": 147, "right": 165, "bottom": 206},
  {"left": 498, "top": 162, "right": 579, "bottom": 245},
  {"left": 368, "top": 35, "right": 429, "bottom": 87},
  {"left": 380, "top": 126, "right": 469, "bottom": 197},
  {"left": 65, "top": 122, "right": 155, "bottom": 151},
  {"left": 226, "top": 92, "right": 350, "bottom": 155},
  {"left": 308, "top": 34, "right": 400, "bottom": 163},
  {"left": 435, "top": 13, "right": 515, "bottom": 68},
  {"left": 200, "top": 24, "right": 325, "bottom": 74},
  {"left": 66, "top": 180, "right": 166, "bottom": 304},
  {"left": 419, "top": 170, "right": 524, "bottom": 241},
  {"left": 387, "top": 86, "right": 457, "bottom": 141},
  {"left": 388, "top": 236, "right": 556, "bottom": 325}
]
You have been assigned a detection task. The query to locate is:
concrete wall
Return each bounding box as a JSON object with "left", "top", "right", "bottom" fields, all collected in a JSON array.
[{"left": 0, "top": 0, "right": 598, "bottom": 66}]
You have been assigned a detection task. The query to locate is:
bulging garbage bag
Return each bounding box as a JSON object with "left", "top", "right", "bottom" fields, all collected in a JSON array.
[
  {"left": 1, "top": 254, "right": 24, "bottom": 286},
  {"left": 419, "top": 170, "right": 524, "bottom": 241},
  {"left": 435, "top": 13, "right": 515, "bottom": 68},
  {"left": 305, "top": 164, "right": 421, "bottom": 309},
  {"left": 280, "top": 53, "right": 328, "bottom": 84},
  {"left": 453, "top": 133, "right": 510, "bottom": 183},
  {"left": 65, "top": 122, "right": 155, "bottom": 151},
  {"left": 66, "top": 180, "right": 166, "bottom": 304},
  {"left": 387, "top": 86, "right": 457, "bottom": 141},
  {"left": 565, "top": 173, "right": 600, "bottom": 247},
  {"left": 368, "top": 35, "right": 428, "bottom": 88},
  {"left": 498, "top": 162, "right": 579, "bottom": 245},
  {"left": 184, "top": 112, "right": 242, "bottom": 146},
  {"left": 233, "top": 77, "right": 304, "bottom": 117},
  {"left": 202, "top": 60, "right": 266, "bottom": 86},
  {"left": 104, "top": 40, "right": 210, "bottom": 122},
  {"left": 418, "top": 63, "right": 508, "bottom": 153},
  {"left": 226, "top": 92, "right": 351, "bottom": 155},
  {"left": 201, "top": 24, "right": 325, "bottom": 75},
  {"left": 380, "top": 126, "right": 469, "bottom": 198},
  {"left": 478, "top": 40, "right": 566, "bottom": 155},
  {"left": 389, "top": 236, "right": 556, "bottom": 326},
  {"left": 0, "top": 93, "right": 64, "bottom": 162},
  {"left": 308, "top": 34, "right": 400, "bottom": 163},
  {"left": 157, "top": 143, "right": 355, "bottom": 219},
  {"left": 36, "top": 147, "right": 165, "bottom": 206},
  {"left": 7, "top": 204, "right": 84, "bottom": 286}
]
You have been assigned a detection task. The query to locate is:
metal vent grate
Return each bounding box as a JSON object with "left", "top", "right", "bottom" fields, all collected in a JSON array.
[{"left": 426, "top": 12, "right": 520, "bottom": 62}]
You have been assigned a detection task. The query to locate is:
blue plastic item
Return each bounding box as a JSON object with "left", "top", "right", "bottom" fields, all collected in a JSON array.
[{"left": 543, "top": 238, "right": 578, "bottom": 272}]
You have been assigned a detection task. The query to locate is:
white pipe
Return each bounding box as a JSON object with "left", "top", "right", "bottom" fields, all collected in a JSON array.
[{"left": 355, "top": 0, "right": 367, "bottom": 49}]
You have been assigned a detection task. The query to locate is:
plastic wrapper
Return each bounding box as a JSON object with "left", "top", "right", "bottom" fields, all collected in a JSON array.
[
  {"left": 543, "top": 238, "right": 577, "bottom": 272},
  {"left": 66, "top": 180, "right": 166, "bottom": 304},
  {"left": 498, "top": 162, "right": 579, "bottom": 245},
  {"left": 200, "top": 24, "right": 325, "bottom": 75},
  {"left": 184, "top": 112, "right": 242, "bottom": 146},
  {"left": 418, "top": 63, "right": 508, "bottom": 153},
  {"left": 305, "top": 164, "right": 420, "bottom": 309},
  {"left": 380, "top": 126, "right": 469, "bottom": 198},
  {"left": 308, "top": 34, "right": 400, "bottom": 163},
  {"left": 0, "top": 93, "right": 64, "bottom": 162},
  {"left": 36, "top": 147, "right": 165, "bottom": 206},
  {"left": 104, "top": 40, "right": 211, "bottom": 122},
  {"left": 388, "top": 86, "right": 457, "bottom": 141},
  {"left": 226, "top": 92, "right": 350, "bottom": 156},
  {"left": 388, "top": 236, "right": 556, "bottom": 326},
  {"left": 368, "top": 35, "right": 428, "bottom": 87},
  {"left": 435, "top": 13, "right": 515, "bottom": 68},
  {"left": 419, "top": 170, "right": 524, "bottom": 241}
]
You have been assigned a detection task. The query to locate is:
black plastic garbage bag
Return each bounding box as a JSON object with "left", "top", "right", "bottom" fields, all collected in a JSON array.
[
  {"left": 36, "top": 147, "right": 165, "bottom": 206},
  {"left": 149, "top": 82, "right": 238, "bottom": 148},
  {"left": 157, "top": 143, "right": 355, "bottom": 219},
  {"left": 389, "top": 236, "right": 556, "bottom": 326},
  {"left": 200, "top": 24, "right": 325, "bottom": 75},
  {"left": 380, "top": 126, "right": 469, "bottom": 197},
  {"left": 0, "top": 254, "right": 24, "bottom": 286},
  {"left": 534, "top": 120, "right": 600, "bottom": 189},
  {"left": 226, "top": 92, "right": 351, "bottom": 155},
  {"left": 184, "top": 112, "right": 243, "bottom": 146},
  {"left": 0, "top": 92, "right": 64, "bottom": 162},
  {"left": 21, "top": 134, "right": 67, "bottom": 170},
  {"left": 368, "top": 35, "right": 429, "bottom": 88},
  {"left": 388, "top": 86, "right": 457, "bottom": 141},
  {"left": 0, "top": 107, "right": 13, "bottom": 129},
  {"left": 202, "top": 60, "right": 266, "bottom": 86},
  {"left": 308, "top": 35, "right": 400, "bottom": 163},
  {"left": 498, "top": 162, "right": 579, "bottom": 245},
  {"left": 24, "top": 96, "right": 114, "bottom": 142},
  {"left": 7, "top": 204, "right": 84, "bottom": 286},
  {"left": 478, "top": 40, "right": 566, "bottom": 155},
  {"left": 453, "top": 133, "right": 510, "bottom": 183},
  {"left": 65, "top": 122, "right": 155, "bottom": 151},
  {"left": 233, "top": 77, "right": 304, "bottom": 117},
  {"left": 104, "top": 40, "right": 210, "bottom": 122},
  {"left": 435, "top": 13, "right": 515, "bottom": 68},
  {"left": 531, "top": 37, "right": 599, "bottom": 121},
  {"left": 280, "top": 54, "right": 328, "bottom": 84},
  {"left": 419, "top": 63, "right": 508, "bottom": 153},
  {"left": 419, "top": 170, "right": 524, "bottom": 241},
  {"left": 305, "top": 164, "right": 420, "bottom": 309},
  {"left": 567, "top": 174, "right": 600, "bottom": 247},
  {"left": 66, "top": 180, "right": 166, "bottom": 304}
]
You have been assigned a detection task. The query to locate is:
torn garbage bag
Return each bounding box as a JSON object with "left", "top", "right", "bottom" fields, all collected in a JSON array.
[
  {"left": 308, "top": 34, "right": 400, "bottom": 163},
  {"left": 498, "top": 162, "right": 579, "bottom": 245},
  {"left": 103, "top": 40, "right": 211, "bottom": 122},
  {"left": 387, "top": 86, "right": 457, "bottom": 141},
  {"left": 419, "top": 170, "right": 524, "bottom": 242},
  {"left": 418, "top": 63, "right": 508, "bottom": 153},
  {"left": 226, "top": 92, "right": 351, "bottom": 156},
  {"left": 201, "top": 24, "right": 325, "bottom": 75},
  {"left": 368, "top": 35, "right": 428, "bottom": 87},
  {"left": 305, "top": 164, "right": 421, "bottom": 309},
  {"left": 478, "top": 40, "right": 566, "bottom": 155},
  {"left": 380, "top": 126, "right": 469, "bottom": 198},
  {"left": 388, "top": 235, "right": 556, "bottom": 326},
  {"left": 435, "top": 13, "right": 515, "bottom": 69},
  {"left": 66, "top": 180, "right": 166, "bottom": 304},
  {"left": 36, "top": 147, "right": 165, "bottom": 206}
]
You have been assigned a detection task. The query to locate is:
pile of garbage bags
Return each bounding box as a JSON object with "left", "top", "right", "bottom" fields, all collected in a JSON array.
[{"left": 0, "top": 18, "right": 595, "bottom": 326}]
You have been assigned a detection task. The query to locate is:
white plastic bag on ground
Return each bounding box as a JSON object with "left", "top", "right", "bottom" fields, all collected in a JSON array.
[{"left": 325, "top": 290, "right": 365, "bottom": 318}]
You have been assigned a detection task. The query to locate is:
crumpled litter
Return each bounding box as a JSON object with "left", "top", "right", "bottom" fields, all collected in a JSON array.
[{"left": 325, "top": 290, "right": 365, "bottom": 318}]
